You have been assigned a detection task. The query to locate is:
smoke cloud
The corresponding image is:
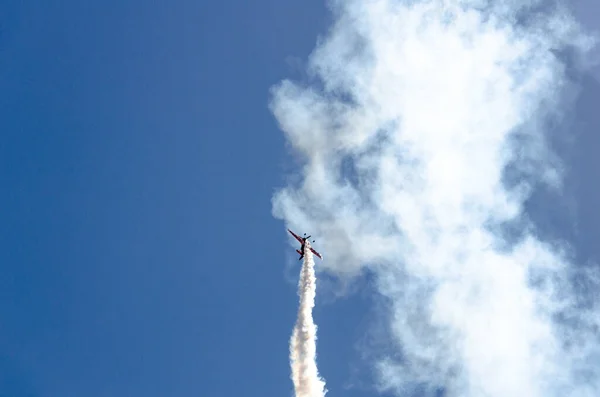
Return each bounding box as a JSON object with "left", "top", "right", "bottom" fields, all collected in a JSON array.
[
  {"left": 272, "top": 0, "right": 600, "bottom": 396},
  {"left": 290, "top": 242, "right": 327, "bottom": 397}
]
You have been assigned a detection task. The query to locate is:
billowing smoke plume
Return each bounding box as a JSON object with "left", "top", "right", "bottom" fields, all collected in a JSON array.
[
  {"left": 272, "top": 0, "right": 600, "bottom": 396},
  {"left": 290, "top": 242, "right": 327, "bottom": 397}
]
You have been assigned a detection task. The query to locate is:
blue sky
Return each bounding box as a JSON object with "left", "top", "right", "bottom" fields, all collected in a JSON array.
[
  {"left": 0, "top": 1, "right": 350, "bottom": 396},
  {"left": 1, "top": 1, "right": 600, "bottom": 397}
]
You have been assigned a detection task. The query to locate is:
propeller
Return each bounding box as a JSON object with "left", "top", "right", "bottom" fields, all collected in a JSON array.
[{"left": 302, "top": 233, "right": 315, "bottom": 243}]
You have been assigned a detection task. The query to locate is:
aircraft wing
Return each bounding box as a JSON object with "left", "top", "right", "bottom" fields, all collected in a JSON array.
[
  {"left": 310, "top": 247, "right": 323, "bottom": 260},
  {"left": 287, "top": 229, "right": 304, "bottom": 243}
]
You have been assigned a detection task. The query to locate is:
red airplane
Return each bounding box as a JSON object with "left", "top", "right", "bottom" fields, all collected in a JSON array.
[{"left": 288, "top": 229, "right": 323, "bottom": 260}]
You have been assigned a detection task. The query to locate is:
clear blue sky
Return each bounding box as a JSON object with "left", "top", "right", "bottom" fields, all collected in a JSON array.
[
  {"left": 0, "top": 1, "right": 362, "bottom": 396},
  {"left": 1, "top": 1, "right": 600, "bottom": 397}
]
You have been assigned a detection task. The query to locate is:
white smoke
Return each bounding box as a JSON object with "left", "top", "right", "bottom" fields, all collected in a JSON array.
[
  {"left": 290, "top": 241, "right": 327, "bottom": 397},
  {"left": 272, "top": 0, "right": 600, "bottom": 396}
]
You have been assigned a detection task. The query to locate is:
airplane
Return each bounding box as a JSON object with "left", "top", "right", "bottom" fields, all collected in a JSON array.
[{"left": 287, "top": 229, "right": 323, "bottom": 260}]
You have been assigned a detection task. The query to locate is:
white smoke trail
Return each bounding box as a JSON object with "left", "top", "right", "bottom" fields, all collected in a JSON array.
[
  {"left": 272, "top": 0, "right": 600, "bottom": 396},
  {"left": 290, "top": 241, "right": 327, "bottom": 397}
]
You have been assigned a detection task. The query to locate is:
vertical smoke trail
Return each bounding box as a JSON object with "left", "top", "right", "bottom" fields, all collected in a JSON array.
[{"left": 290, "top": 241, "right": 327, "bottom": 397}]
